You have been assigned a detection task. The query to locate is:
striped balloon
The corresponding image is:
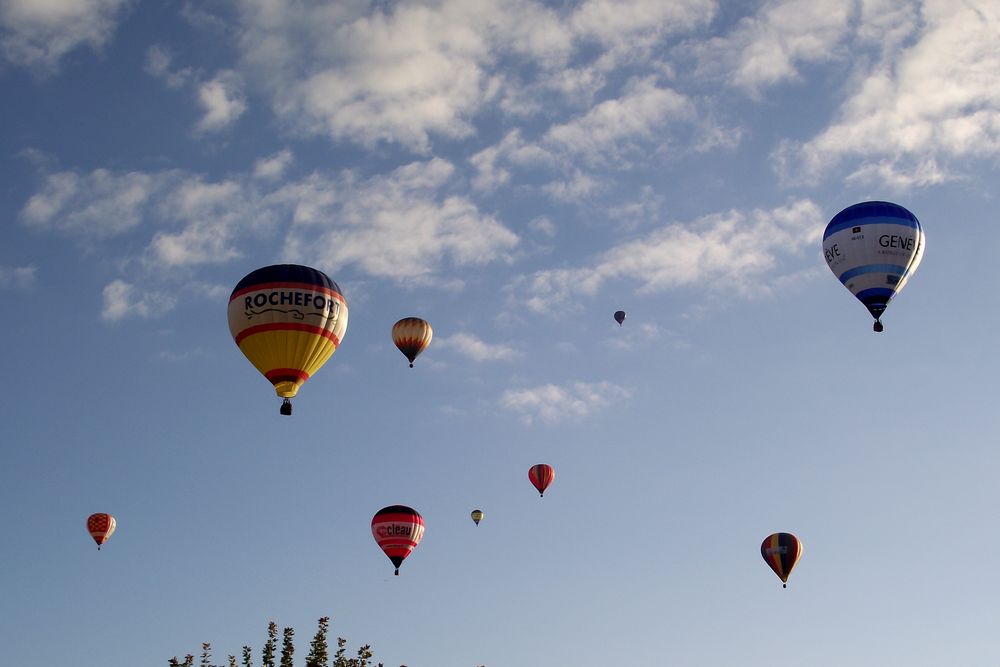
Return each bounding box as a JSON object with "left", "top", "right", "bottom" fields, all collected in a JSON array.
[
  {"left": 528, "top": 464, "right": 555, "bottom": 497},
  {"left": 823, "top": 201, "right": 925, "bottom": 332},
  {"left": 761, "top": 532, "right": 803, "bottom": 588},
  {"left": 87, "top": 513, "right": 116, "bottom": 550},
  {"left": 228, "top": 265, "right": 348, "bottom": 414},
  {"left": 372, "top": 505, "right": 425, "bottom": 575},
  {"left": 392, "top": 317, "right": 433, "bottom": 367}
]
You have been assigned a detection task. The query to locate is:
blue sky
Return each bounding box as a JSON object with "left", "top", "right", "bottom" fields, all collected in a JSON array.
[{"left": 2, "top": 1, "right": 1000, "bottom": 665}]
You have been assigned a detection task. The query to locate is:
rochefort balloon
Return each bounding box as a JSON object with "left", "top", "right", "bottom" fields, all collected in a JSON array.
[
  {"left": 228, "top": 265, "right": 348, "bottom": 415},
  {"left": 823, "top": 201, "right": 925, "bottom": 332}
]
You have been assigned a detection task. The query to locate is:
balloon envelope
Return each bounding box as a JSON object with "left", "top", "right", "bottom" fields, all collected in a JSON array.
[
  {"left": 761, "top": 532, "right": 803, "bottom": 587},
  {"left": 528, "top": 464, "right": 555, "bottom": 497},
  {"left": 823, "top": 201, "right": 924, "bottom": 330},
  {"left": 87, "top": 513, "right": 116, "bottom": 550},
  {"left": 614, "top": 310, "right": 626, "bottom": 326},
  {"left": 392, "top": 317, "right": 433, "bottom": 367},
  {"left": 228, "top": 264, "right": 348, "bottom": 408},
  {"left": 470, "top": 509, "right": 484, "bottom": 525},
  {"left": 372, "top": 505, "right": 425, "bottom": 575}
]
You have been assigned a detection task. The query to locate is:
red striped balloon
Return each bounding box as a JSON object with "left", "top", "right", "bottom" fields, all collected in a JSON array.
[
  {"left": 371, "top": 505, "right": 425, "bottom": 575},
  {"left": 87, "top": 513, "right": 116, "bottom": 550},
  {"left": 761, "top": 532, "right": 803, "bottom": 588},
  {"left": 528, "top": 464, "right": 555, "bottom": 497}
]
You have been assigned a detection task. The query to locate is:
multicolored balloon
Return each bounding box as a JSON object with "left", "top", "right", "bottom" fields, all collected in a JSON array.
[
  {"left": 761, "top": 532, "right": 803, "bottom": 588},
  {"left": 392, "top": 317, "right": 433, "bottom": 367},
  {"left": 470, "top": 509, "right": 484, "bottom": 526},
  {"left": 371, "top": 505, "right": 425, "bottom": 575},
  {"left": 614, "top": 310, "right": 626, "bottom": 326},
  {"left": 528, "top": 464, "right": 555, "bottom": 497},
  {"left": 87, "top": 513, "right": 116, "bottom": 550},
  {"left": 228, "top": 265, "right": 348, "bottom": 415},
  {"left": 823, "top": 201, "right": 925, "bottom": 332}
]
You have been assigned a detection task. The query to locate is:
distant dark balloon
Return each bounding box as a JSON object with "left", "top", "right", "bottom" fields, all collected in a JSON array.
[
  {"left": 528, "top": 464, "right": 555, "bottom": 497},
  {"left": 614, "top": 310, "right": 626, "bottom": 326},
  {"left": 471, "top": 509, "right": 484, "bottom": 526},
  {"left": 761, "top": 532, "right": 803, "bottom": 588}
]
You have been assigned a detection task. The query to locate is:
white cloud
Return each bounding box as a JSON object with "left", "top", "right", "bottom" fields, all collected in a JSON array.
[
  {"left": 253, "top": 149, "right": 293, "bottom": 180},
  {"left": 101, "top": 279, "right": 177, "bottom": 321},
  {"left": 21, "top": 155, "right": 517, "bottom": 286},
  {"left": 196, "top": 70, "right": 247, "bottom": 132},
  {"left": 0, "top": 0, "right": 129, "bottom": 71},
  {"left": 543, "top": 77, "right": 695, "bottom": 165},
  {"left": 228, "top": 0, "right": 715, "bottom": 151},
  {"left": 437, "top": 332, "right": 520, "bottom": 362},
  {"left": 517, "top": 199, "right": 824, "bottom": 313},
  {"left": 20, "top": 169, "right": 161, "bottom": 237},
  {"left": 500, "top": 380, "right": 631, "bottom": 424},
  {"left": 281, "top": 158, "right": 519, "bottom": 284},
  {"left": 777, "top": 0, "right": 1000, "bottom": 186},
  {"left": 144, "top": 44, "right": 194, "bottom": 89},
  {"left": 0, "top": 265, "right": 36, "bottom": 289},
  {"left": 695, "top": 0, "right": 852, "bottom": 95}
]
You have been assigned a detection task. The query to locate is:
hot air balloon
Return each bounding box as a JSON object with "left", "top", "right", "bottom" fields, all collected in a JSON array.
[
  {"left": 372, "top": 505, "right": 425, "bottom": 575},
  {"left": 614, "top": 310, "right": 626, "bottom": 326},
  {"left": 471, "top": 509, "right": 484, "bottom": 526},
  {"left": 228, "top": 264, "right": 348, "bottom": 415},
  {"left": 761, "top": 532, "right": 803, "bottom": 588},
  {"left": 87, "top": 513, "right": 116, "bottom": 550},
  {"left": 823, "top": 201, "right": 925, "bottom": 332},
  {"left": 392, "top": 317, "right": 432, "bottom": 367},
  {"left": 528, "top": 464, "right": 555, "bottom": 497}
]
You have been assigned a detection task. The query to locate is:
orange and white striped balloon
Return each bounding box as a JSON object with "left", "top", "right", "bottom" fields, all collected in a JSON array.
[
  {"left": 87, "top": 513, "right": 116, "bottom": 550},
  {"left": 391, "top": 317, "right": 432, "bottom": 368}
]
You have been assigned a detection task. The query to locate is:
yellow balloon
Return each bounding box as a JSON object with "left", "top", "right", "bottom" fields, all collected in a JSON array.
[{"left": 229, "top": 265, "right": 348, "bottom": 414}]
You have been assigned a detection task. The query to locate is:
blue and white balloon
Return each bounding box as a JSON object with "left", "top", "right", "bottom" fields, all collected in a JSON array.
[{"left": 823, "top": 201, "right": 925, "bottom": 332}]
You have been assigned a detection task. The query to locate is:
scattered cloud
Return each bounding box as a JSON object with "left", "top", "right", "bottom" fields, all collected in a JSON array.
[
  {"left": 500, "top": 380, "right": 632, "bottom": 424},
  {"left": 437, "top": 332, "right": 520, "bottom": 362},
  {"left": 515, "top": 199, "right": 824, "bottom": 313},
  {"left": 101, "top": 279, "right": 177, "bottom": 321},
  {"left": 144, "top": 44, "right": 194, "bottom": 89},
  {"left": 20, "top": 169, "right": 163, "bottom": 237},
  {"left": 253, "top": 149, "right": 293, "bottom": 180},
  {"left": 0, "top": 0, "right": 129, "bottom": 72},
  {"left": 0, "top": 265, "right": 36, "bottom": 289},
  {"left": 229, "top": 0, "right": 715, "bottom": 151},
  {"left": 692, "top": 0, "right": 852, "bottom": 95},
  {"left": 281, "top": 158, "right": 519, "bottom": 284},
  {"left": 775, "top": 0, "right": 1000, "bottom": 186},
  {"left": 196, "top": 70, "right": 247, "bottom": 132}
]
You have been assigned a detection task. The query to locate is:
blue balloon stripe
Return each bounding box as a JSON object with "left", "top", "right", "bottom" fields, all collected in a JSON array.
[
  {"left": 823, "top": 216, "right": 921, "bottom": 239},
  {"left": 837, "top": 263, "right": 910, "bottom": 284},
  {"left": 855, "top": 287, "right": 896, "bottom": 304}
]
